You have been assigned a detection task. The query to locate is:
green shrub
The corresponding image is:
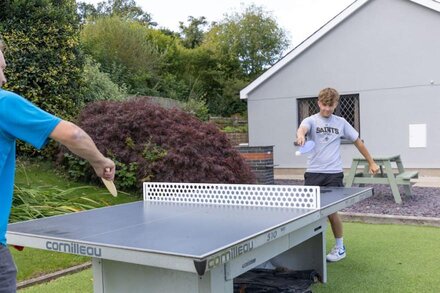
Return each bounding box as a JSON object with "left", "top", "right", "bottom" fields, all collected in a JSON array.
[
  {"left": 79, "top": 56, "right": 128, "bottom": 104},
  {"left": 182, "top": 97, "right": 210, "bottom": 121},
  {"left": 222, "top": 125, "right": 248, "bottom": 133},
  {"left": 80, "top": 15, "right": 162, "bottom": 94},
  {"left": 1, "top": 0, "right": 84, "bottom": 158},
  {"left": 0, "top": 0, "right": 84, "bottom": 119}
]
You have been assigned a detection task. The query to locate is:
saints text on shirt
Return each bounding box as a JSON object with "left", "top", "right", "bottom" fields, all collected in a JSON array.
[{"left": 316, "top": 127, "right": 339, "bottom": 134}]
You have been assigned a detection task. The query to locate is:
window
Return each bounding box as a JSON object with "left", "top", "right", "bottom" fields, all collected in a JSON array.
[{"left": 297, "top": 93, "right": 360, "bottom": 134}]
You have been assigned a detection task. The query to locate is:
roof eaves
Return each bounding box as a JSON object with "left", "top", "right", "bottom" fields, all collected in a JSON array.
[
  {"left": 240, "top": 0, "right": 369, "bottom": 100},
  {"left": 410, "top": 0, "right": 440, "bottom": 12}
]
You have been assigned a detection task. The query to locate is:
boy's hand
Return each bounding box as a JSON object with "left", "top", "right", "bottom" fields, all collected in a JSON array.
[
  {"left": 295, "top": 135, "right": 306, "bottom": 146},
  {"left": 369, "top": 162, "right": 380, "bottom": 174},
  {"left": 296, "top": 126, "right": 309, "bottom": 147}
]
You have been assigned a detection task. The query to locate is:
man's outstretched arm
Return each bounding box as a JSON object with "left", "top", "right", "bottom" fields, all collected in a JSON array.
[{"left": 50, "top": 120, "right": 115, "bottom": 180}]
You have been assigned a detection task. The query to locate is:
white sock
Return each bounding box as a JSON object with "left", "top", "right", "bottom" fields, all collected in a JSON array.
[{"left": 335, "top": 238, "right": 344, "bottom": 248}]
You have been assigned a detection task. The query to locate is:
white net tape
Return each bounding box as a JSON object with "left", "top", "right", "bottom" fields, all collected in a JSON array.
[{"left": 143, "top": 182, "right": 320, "bottom": 209}]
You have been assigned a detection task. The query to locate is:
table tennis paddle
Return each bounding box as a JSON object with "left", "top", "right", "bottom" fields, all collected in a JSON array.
[
  {"left": 101, "top": 178, "right": 118, "bottom": 197},
  {"left": 294, "top": 140, "right": 315, "bottom": 156}
]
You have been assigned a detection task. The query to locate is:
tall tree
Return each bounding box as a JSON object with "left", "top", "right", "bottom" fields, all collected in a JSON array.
[
  {"left": 81, "top": 16, "right": 162, "bottom": 94},
  {"left": 196, "top": 4, "right": 290, "bottom": 115},
  {"left": 78, "top": 0, "right": 156, "bottom": 26},
  {"left": 179, "top": 16, "right": 208, "bottom": 49},
  {"left": 77, "top": 2, "right": 98, "bottom": 23},
  {"left": 204, "top": 4, "right": 289, "bottom": 79}
]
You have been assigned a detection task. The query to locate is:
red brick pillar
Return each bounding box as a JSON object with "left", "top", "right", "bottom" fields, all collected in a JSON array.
[{"left": 236, "top": 145, "right": 274, "bottom": 184}]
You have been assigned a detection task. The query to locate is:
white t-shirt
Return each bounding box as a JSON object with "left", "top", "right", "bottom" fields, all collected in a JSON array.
[{"left": 300, "top": 113, "right": 358, "bottom": 173}]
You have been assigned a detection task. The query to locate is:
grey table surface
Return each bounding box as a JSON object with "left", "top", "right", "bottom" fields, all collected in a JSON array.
[{"left": 8, "top": 187, "right": 371, "bottom": 258}]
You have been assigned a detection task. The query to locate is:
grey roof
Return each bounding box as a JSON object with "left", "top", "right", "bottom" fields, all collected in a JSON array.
[{"left": 240, "top": 0, "right": 440, "bottom": 100}]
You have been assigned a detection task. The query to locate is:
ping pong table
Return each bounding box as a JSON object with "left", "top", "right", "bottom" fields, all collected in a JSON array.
[{"left": 7, "top": 182, "right": 372, "bottom": 293}]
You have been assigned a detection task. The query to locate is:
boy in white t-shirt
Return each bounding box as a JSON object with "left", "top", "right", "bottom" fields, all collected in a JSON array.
[{"left": 296, "top": 88, "right": 379, "bottom": 262}]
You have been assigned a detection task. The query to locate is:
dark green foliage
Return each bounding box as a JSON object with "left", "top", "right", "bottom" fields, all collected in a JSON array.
[
  {"left": 58, "top": 98, "right": 256, "bottom": 190},
  {"left": 206, "top": 78, "right": 249, "bottom": 116},
  {"left": 80, "top": 16, "right": 162, "bottom": 95},
  {"left": 0, "top": 0, "right": 84, "bottom": 119},
  {"left": 79, "top": 55, "right": 127, "bottom": 104},
  {"left": 179, "top": 16, "right": 207, "bottom": 49},
  {"left": 0, "top": 0, "right": 84, "bottom": 157},
  {"left": 205, "top": 4, "right": 290, "bottom": 79},
  {"left": 182, "top": 97, "right": 210, "bottom": 121},
  {"left": 78, "top": 0, "right": 156, "bottom": 26},
  {"left": 79, "top": 3, "right": 290, "bottom": 117}
]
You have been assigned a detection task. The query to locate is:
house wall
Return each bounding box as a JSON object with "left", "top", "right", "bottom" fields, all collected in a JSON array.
[{"left": 247, "top": 0, "right": 440, "bottom": 169}]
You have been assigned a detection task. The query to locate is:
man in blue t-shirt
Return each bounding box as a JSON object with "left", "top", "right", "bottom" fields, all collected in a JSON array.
[
  {"left": 296, "top": 88, "right": 379, "bottom": 262},
  {"left": 0, "top": 40, "right": 115, "bottom": 292}
]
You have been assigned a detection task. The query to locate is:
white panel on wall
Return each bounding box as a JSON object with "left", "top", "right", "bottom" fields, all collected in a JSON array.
[{"left": 409, "top": 124, "right": 427, "bottom": 148}]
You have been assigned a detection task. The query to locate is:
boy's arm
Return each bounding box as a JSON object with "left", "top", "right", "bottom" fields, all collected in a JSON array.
[
  {"left": 50, "top": 120, "right": 115, "bottom": 180},
  {"left": 353, "top": 138, "right": 379, "bottom": 174},
  {"left": 296, "top": 126, "right": 309, "bottom": 146}
]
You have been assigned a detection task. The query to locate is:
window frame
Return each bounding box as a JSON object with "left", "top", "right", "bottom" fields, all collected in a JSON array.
[{"left": 297, "top": 94, "right": 360, "bottom": 143}]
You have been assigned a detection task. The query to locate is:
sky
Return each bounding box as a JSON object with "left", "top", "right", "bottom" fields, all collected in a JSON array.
[{"left": 81, "top": 0, "right": 355, "bottom": 48}]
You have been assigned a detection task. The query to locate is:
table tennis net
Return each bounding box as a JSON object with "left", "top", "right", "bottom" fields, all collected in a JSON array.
[{"left": 143, "top": 182, "right": 320, "bottom": 209}]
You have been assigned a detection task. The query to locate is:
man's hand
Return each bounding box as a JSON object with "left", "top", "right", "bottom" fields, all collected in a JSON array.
[{"left": 92, "top": 158, "right": 115, "bottom": 181}]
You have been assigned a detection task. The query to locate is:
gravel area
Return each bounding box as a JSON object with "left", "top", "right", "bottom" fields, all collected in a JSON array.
[{"left": 276, "top": 180, "right": 440, "bottom": 218}]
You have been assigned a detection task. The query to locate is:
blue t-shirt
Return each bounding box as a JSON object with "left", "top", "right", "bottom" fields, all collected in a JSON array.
[
  {"left": 300, "top": 113, "right": 358, "bottom": 173},
  {"left": 0, "top": 89, "right": 61, "bottom": 245}
]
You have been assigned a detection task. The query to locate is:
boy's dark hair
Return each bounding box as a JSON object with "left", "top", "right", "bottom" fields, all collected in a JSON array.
[{"left": 318, "top": 88, "right": 339, "bottom": 106}]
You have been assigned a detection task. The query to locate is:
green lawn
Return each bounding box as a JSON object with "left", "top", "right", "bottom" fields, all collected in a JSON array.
[
  {"left": 20, "top": 269, "right": 93, "bottom": 293},
  {"left": 13, "top": 159, "right": 138, "bottom": 281},
  {"left": 313, "top": 223, "right": 440, "bottom": 292},
  {"left": 18, "top": 222, "right": 440, "bottom": 292}
]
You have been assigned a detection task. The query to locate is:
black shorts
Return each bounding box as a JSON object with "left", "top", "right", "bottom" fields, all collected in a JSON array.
[{"left": 304, "top": 172, "right": 344, "bottom": 187}]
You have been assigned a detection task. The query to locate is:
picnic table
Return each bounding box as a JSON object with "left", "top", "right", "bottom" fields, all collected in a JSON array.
[{"left": 344, "top": 155, "right": 418, "bottom": 204}]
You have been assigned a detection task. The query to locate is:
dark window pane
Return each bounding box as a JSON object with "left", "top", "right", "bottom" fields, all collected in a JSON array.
[{"left": 297, "top": 94, "right": 360, "bottom": 134}]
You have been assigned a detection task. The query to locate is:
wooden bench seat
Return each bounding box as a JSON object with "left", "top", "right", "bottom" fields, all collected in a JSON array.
[
  {"left": 395, "top": 171, "right": 419, "bottom": 184},
  {"left": 396, "top": 171, "right": 419, "bottom": 180}
]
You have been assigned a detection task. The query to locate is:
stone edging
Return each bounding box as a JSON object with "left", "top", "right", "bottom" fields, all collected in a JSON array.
[
  {"left": 17, "top": 261, "right": 91, "bottom": 290},
  {"left": 340, "top": 212, "right": 440, "bottom": 227}
]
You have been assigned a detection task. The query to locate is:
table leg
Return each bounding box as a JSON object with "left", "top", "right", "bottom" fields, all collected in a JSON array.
[
  {"left": 403, "top": 185, "right": 412, "bottom": 197},
  {"left": 383, "top": 161, "right": 402, "bottom": 204},
  {"left": 359, "top": 164, "right": 371, "bottom": 187},
  {"left": 269, "top": 219, "right": 327, "bottom": 283},
  {"left": 395, "top": 156, "right": 405, "bottom": 174},
  {"left": 395, "top": 156, "right": 412, "bottom": 196},
  {"left": 92, "top": 258, "right": 104, "bottom": 293},
  {"left": 345, "top": 161, "right": 360, "bottom": 187}
]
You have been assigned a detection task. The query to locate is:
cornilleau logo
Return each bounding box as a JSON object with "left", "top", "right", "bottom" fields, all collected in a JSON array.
[
  {"left": 207, "top": 240, "right": 254, "bottom": 269},
  {"left": 46, "top": 241, "right": 102, "bottom": 257}
]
